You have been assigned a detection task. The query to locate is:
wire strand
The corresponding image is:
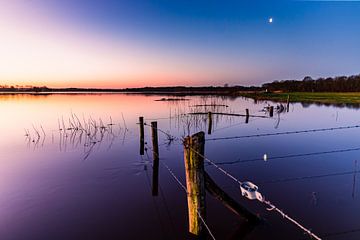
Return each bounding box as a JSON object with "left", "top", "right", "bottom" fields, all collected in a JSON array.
[
  {"left": 207, "top": 124, "right": 360, "bottom": 141},
  {"left": 188, "top": 146, "right": 321, "bottom": 240},
  {"left": 145, "top": 123, "right": 322, "bottom": 239},
  {"left": 259, "top": 170, "right": 360, "bottom": 184},
  {"left": 160, "top": 160, "right": 216, "bottom": 240},
  {"left": 215, "top": 146, "right": 360, "bottom": 165}
]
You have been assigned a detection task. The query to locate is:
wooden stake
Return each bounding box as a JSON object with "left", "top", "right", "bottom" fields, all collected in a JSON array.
[
  {"left": 151, "top": 121, "right": 159, "bottom": 196},
  {"left": 286, "top": 95, "right": 290, "bottom": 112},
  {"left": 139, "top": 116, "right": 144, "bottom": 155},
  {"left": 269, "top": 106, "right": 274, "bottom": 117},
  {"left": 207, "top": 112, "right": 212, "bottom": 135},
  {"left": 184, "top": 132, "right": 206, "bottom": 236},
  {"left": 245, "top": 109, "right": 249, "bottom": 124}
]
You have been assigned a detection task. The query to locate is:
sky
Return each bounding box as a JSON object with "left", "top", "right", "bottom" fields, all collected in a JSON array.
[{"left": 0, "top": 0, "right": 359, "bottom": 88}]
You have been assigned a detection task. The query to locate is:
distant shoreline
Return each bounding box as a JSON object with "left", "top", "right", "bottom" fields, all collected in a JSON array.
[
  {"left": 238, "top": 92, "right": 360, "bottom": 105},
  {"left": 0, "top": 86, "right": 261, "bottom": 96},
  {"left": 2, "top": 86, "right": 360, "bottom": 106}
]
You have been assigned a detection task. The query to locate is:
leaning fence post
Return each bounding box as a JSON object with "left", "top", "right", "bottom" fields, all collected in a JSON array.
[
  {"left": 204, "top": 172, "right": 260, "bottom": 223},
  {"left": 151, "top": 121, "right": 159, "bottom": 196},
  {"left": 208, "top": 112, "right": 212, "bottom": 135},
  {"left": 139, "top": 117, "right": 144, "bottom": 155},
  {"left": 184, "top": 131, "right": 206, "bottom": 236}
]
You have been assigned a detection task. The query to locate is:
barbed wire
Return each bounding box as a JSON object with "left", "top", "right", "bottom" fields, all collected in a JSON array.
[
  {"left": 212, "top": 118, "right": 259, "bottom": 133},
  {"left": 160, "top": 160, "right": 216, "bottom": 240},
  {"left": 321, "top": 227, "right": 360, "bottom": 238},
  {"left": 145, "top": 114, "right": 187, "bottom": 121},
  {"left": 206, "top": 124, "right": 360, "bottom": 141},
  {"left": 189, "top": 112, "right": 270, "bottom": 119},
  {"left": 143, "top": 122, "right": 181, "bottom": 142},
  {"left": 259, "top": 170, "right": 360, "bottom": 184},
  {"left": 144, "top": 141, "right": 216, "bottom": 239},
  {"left": 215, "top": 146, "right": 360, "bottom": 166},
  {"left": 187, "top": 145, "right": 321, "bottom": 240},
  {"left": 142, "top": 122, "right": 336, "bottom": 239}
]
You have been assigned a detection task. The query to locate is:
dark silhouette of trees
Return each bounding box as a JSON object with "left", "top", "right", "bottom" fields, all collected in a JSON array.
[
  {"left": 0, "top": 85, "right": 262, "bottom": 95},
  {"left": 263, "top": 74, "right": 360, "bottom": 92}
]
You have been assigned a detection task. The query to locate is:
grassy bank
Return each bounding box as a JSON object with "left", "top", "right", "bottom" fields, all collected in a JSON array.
[{"left": 238, "top": 92, "right": 360, "bottom": 104}]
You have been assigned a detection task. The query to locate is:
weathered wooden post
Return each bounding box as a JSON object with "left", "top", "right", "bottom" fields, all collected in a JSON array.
[
  {"left": 139, "top": 117, "right": 145, "bottom": 155},
  {"left": 207, "top": 112, "right": 212, "bottom": 135},
  {"left": 151, "top": 121, "right": 159, "bottom": 196},
  {"left": 245, "top": 109, "right": 249, "bottom": 124},
  {"left": 184, "top": 132, "right": 206, "bottom": 236},
  {"left": 286, "top": 95, "right": 290, "bottom": 112},
  {"left": 269, "top": 106, "right": 274, "bottom": 117}
]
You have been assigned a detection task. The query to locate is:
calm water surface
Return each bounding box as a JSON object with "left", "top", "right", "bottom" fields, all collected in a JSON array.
[{"left": 1, "top": 93, "right": 360, "bottom": 240}]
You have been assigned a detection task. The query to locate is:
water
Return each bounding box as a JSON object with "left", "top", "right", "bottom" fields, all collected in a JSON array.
[{"left": 1, "top": 93, "right": 360, "bottom": 239}]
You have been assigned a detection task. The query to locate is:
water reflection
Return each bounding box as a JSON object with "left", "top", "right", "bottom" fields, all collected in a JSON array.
[
  {"left": 24, "top": 114, "right": 128, "bottom": 160},
  {"left": 1, "top": 93, "right": 360, "bottom": 239}
]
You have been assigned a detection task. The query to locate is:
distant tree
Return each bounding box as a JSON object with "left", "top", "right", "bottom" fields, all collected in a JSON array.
[
  {"left": 263, "top": 74, "right": 360, "bottom": 92},
  {"left": 303, "top": 76, "right": 313, "bottom": 81}
]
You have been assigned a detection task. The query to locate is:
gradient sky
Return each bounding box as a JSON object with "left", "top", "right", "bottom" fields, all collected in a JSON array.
[{"left": 0, "top": 0, "right": 360, "bottom": 88}]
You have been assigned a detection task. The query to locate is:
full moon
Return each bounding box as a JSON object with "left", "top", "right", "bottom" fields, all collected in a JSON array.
[{"left": 269, "top": 17, "right": 273, "bottom": 23}]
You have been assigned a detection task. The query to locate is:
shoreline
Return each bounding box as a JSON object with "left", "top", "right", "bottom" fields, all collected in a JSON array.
[
  {"left": 2, "top": 90, "right": 360, "bottom": 105},
  {"left": 238, "top": 92, "right": 360, "bottom": 105}
]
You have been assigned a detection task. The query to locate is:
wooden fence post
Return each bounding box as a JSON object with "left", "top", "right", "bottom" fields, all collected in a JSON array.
[
  {"left": 184, "top": 131, "right": 206, "bottom": 236},
  {"left": 208, "top": 112, "right": 212, "bottom": 135},
  {"left": 286, "top": 95, "right": 290, "bottom": 112},
  {"left": 269, "top": 106, "right": 274, "bottom": 117},
  {"left": 245, "top": 109, "right": 249, "bottom": 124},
  {"left": 139, "top": 117, "right": 144, "bottom": 155},
  {"left": 151, "top": 121, "right": 159, "bottom": 196}
]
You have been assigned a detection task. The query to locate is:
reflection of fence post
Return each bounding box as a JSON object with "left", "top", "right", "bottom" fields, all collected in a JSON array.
[
  {"left": 139, "top": 117, "right": 145, "bottom": 155},
  {"left": 204, "top": 172, "right": 260, "bottom": 223},
  {"left": 286, "top": 95, "right": 290, "bottom": 112},
  {"left": 208, "top": 112, "right": 212, "bottom": 135},
  {"left": 151, "top": 121, "right": 159, "bottom": 196},
  {"left": 245, "top": 109, "right": 249, "bottom": 124},
  {"left": 184, "top": 131, "right": 206, "bottom": 236},
  {"left": 269, "top": 106, "right": 274, "bottom": 117}
]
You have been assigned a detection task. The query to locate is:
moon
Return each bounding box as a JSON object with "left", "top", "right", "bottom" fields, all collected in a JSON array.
[{"left": 268, "top": 17, "right": 273, "bottom": 23}]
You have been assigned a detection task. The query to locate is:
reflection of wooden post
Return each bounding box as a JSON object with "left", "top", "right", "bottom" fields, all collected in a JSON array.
[
  {"left": 245, "top": 109, "right": 249, "bottom": 124},
  {"left": 269, "top": 106, "right": 274, "bottom": 117},
  {"left": 204, "top": 172, "right": 259, "bottom": 223},
  {"left": 207, "top": 112, "right": 212, "bottom": 135},
  {"left": 286, "top": 95, "right": 290, "bottom": 112},
  {"left": 139, "top": 117, "right": 145, "bottom": 155},
  {"left": 184, "top": 132, "right": 206, "bottom": 236},
  {"left": 151, "top": 121, "right": 159, "bottom": 196}
]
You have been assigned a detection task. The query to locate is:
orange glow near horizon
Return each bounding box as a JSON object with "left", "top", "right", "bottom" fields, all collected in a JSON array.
[{"left": 0, "top": 2, "right": 258, "bottom": 88}]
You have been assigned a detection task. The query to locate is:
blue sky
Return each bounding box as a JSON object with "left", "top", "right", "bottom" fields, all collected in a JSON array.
[{"left": 0, "top": 0, "right": 359, "bottom": 87}]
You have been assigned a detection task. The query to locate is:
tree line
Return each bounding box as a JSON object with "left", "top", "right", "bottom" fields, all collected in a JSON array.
[
  {"left": 0, "top": 85, "right": 261, "bottom": 94},
  {"left": 263, "top": 74, "right": 360, "bottom": 92}
]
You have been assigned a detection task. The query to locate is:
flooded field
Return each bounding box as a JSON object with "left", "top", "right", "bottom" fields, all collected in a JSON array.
[{"left": 1, "top": 93, "right": 360, "bottom": 240}]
